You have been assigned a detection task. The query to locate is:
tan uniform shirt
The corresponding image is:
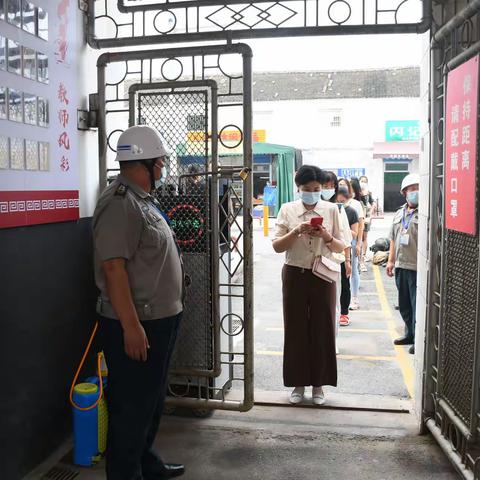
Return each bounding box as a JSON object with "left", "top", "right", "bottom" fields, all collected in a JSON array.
[
  {"left": 389, "top": 205, "right": 418, "bottom": 271},
  {"left": 93, "top": 174, "right": 183, "bottom": 321},
  {"left": 274, "top": 199, "right": 346, "bottom": 269}
]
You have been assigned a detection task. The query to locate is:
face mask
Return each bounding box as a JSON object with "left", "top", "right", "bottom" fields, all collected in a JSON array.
[
  {"left": 360, "top": 182, "right": 368, "bottom": 190},
  {"left": 299, "top": 190, "right": 321, "bottom": 205},
  {"left": 154, "top": 167, "right": 167, "bottom": 189},
  {"left": 321, "top": 189, "right": 336, "bottom": 201},
  {"left": 406, "top": 191, "right": 419, "bottom": 207},
  {"left": 338, "top": 186, "right": 349, "bottom": 197}
]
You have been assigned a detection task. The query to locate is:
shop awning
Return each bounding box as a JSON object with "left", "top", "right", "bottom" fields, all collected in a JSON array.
[
  {"left": 372, "top": 141, "right": 421, "bottom": 159},
  {"left": 253, "top": 143, "right": 297, "bottom": 214}
]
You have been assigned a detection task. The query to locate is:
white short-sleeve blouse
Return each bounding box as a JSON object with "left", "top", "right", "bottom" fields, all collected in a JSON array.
[{"left": 274, "top": 199, "right": 346, "bottom": 269}]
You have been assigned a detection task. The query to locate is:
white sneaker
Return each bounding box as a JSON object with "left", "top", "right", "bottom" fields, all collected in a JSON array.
[
  {"left": 360, "top": 263, "right": 368, "bottom": 273},
  {"left": 349, "top": 297, "right": 360, "bottom": 310},
  {"left": 289, "top": 387, "right": 304, "bottom": 405},
  {"left": 312, "top": 387, "right": 326, "bottom": 406}
]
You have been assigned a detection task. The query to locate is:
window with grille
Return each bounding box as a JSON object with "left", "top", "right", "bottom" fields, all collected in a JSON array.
[{"left": 331, "top": 115, "right": 341, "bottom": 127}]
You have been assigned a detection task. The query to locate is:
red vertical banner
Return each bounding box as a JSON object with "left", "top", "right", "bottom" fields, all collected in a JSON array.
[{"left": 445, "top": 56, "right": 479, "bottom": 235}]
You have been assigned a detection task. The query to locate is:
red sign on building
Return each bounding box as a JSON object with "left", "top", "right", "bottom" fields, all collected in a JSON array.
[{"left": 445, "top": 56, "right": 479, "bottom": 235}]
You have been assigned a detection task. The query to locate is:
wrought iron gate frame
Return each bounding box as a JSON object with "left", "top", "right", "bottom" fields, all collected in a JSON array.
[
  {"left": 424, "top": 1, "right": 480, "bottom": 477},
  {"left": 128, "top": 80, "right": 222, "bottom": 379},
  {"left": 96, "top": 43, "right": 254, "bottom": 412},
  {"left": 86, "top": 0, "right": 432, "bottom": 49}
]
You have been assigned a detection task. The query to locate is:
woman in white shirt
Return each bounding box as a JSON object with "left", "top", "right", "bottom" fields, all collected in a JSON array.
[
  {"left": 338, "top": 178, "right": 365, "bottom": 310},
  {"left": 273, "top": 166, "right": 346, "bottom": 406}
]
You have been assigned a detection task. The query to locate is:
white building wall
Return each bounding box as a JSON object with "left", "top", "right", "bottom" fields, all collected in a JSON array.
[{"left": 253, "top": 96, "right": 421, "bottom": 205}]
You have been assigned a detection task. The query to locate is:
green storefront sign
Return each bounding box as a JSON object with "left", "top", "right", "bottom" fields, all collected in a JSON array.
[{"left": 385, "top": 120, "right": 420, "bottom": 142}]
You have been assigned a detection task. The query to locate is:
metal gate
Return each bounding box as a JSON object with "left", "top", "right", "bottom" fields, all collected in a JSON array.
[
  {"left": 96, "top": 43, "right": 254, "bottom": 412},
  {"left": 424, "top": 1, "right": 480, "bottom": 477}
]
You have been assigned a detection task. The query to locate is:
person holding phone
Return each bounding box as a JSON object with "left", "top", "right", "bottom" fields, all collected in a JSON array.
[{"left": 272, "top": 165, "right": 346, "bottom": 406}]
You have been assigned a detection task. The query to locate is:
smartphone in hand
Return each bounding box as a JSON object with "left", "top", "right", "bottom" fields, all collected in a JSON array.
[{"left": 310, "top": 216, "right": 323, "bottom": 228}]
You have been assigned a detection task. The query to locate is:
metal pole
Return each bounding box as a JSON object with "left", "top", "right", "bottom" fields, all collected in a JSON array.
[
  {"left": 263, "top": 206, "right": 269, "bottom": 237},
  {"left": 97, "top": 64, "right": 107, "bottom": 191},
  {"left": 436, "top": 54, "right": 448, "bottom": 400},
  {"left": 242, "top": 46, "right": 254, "bottom": 412},
  {"left": 423, "top": 39, "right": 443, "bottom": 427},
  {"left": 210, "top": 81, "right": 222, "bottom": 378}
]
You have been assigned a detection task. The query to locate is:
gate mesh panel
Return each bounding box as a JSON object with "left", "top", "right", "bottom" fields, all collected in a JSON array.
[
  {"left": 138, "top": 90, "right": 213, "bottom": 372},
  {"left": 441, "top": 230, "right": 479, "bottom": 424}
]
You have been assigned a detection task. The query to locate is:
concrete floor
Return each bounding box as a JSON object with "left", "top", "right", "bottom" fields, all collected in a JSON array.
[
  {"left": 25, "top": 215, "right": 458, "bottom": 480},
  {"left": 33, "top": 406, "right": 457, "bottom": 480},
  {"left": 253, "top": 214, "right": 413, "bottom": 400}
]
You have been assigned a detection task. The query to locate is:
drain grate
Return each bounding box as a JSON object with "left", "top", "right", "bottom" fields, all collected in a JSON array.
[{"left": 41, "top": 466, "right": 79, "bottom": 480}]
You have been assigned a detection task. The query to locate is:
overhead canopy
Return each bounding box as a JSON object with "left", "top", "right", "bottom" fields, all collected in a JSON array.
[
  {"left": 253, "top": 143, "right": 297, "bottom": 214},
  {"left": 177, "top": 141, "right": 298, "bottom": 214}
]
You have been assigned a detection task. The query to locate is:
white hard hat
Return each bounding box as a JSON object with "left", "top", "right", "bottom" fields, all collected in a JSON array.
[
  {"left": 400, "top": 173, "right": 420, "bottom": 193},
  {"left": 115, "top": 125, "right": 172, "bottom": 162}
]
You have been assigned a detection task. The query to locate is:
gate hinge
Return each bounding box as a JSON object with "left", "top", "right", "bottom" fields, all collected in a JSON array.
[
  {"left": 77, "top": 93, "right": 99, "bottom": 130},
  {"left": 78, "top": 0, "right": 88, "bottom": 13}
]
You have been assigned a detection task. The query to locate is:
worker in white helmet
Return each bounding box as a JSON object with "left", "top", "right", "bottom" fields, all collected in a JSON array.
[
  {"left": 386, "top": 173, "right": 420, "bottom": 355},
  {"left": 93, "top": 125, "right": 186, "bottom": 480}
]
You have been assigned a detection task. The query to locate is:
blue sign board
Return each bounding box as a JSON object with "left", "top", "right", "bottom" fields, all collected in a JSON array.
[
  {"left": 385, "top": 120, "right": 420, "bottom": 142},
  {"left": 337, "top": 168, "right": 366, "bottom": 179}
]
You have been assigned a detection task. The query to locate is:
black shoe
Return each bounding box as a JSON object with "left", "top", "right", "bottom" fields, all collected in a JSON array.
[
  {"left": 144, "top": 464, "right": 185, "bottom": 480},
  {"left": 394, "top": 336, "right": 414, "bottom": 345},
  {"left": 409, "top": 345, "right": 415, "bottom": 355}
]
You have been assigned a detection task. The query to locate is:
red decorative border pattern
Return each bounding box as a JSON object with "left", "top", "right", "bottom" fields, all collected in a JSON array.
[{"left": 0, "top": 191, "right": 80, "bottom": 229}]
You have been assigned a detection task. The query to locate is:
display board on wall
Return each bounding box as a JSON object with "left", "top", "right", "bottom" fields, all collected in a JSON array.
[
  {"left": 445, "top": 55, "right": 478, "bottom": 235},
  {"left": 337, "top": 168, "right": 366, "bottom": 179},
  {"left": 0, "top": 0, "right": 79, "bottom": 229}
]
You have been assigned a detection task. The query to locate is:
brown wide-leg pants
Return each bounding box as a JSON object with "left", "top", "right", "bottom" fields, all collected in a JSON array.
[{"left": 282, "top": 264, "right": 337, "bottom": 387}]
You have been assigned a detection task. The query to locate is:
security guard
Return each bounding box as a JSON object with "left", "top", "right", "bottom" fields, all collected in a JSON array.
[
  {"left": 386, "top": 173, "right": 419, "bottom": 355},
  {"left": 93, "top": 125, "right": 185, "bottom": 480}
]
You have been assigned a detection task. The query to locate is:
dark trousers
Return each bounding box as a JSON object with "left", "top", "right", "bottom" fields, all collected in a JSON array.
[
  {"left": 340, "top": 262, "right": 351, "bottom": 316},
  {"left": 282, "top": 265, "right": 337, "bottom": 388},
  {"left": 395, "top": 268, "right": 417, "bottom": 340},
  {"left": 99, "top": 313, "right": 182, "bottom": 480}
]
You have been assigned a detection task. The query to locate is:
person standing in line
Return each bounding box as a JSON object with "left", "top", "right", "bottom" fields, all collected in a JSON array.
[
  {"left": 273, "top": 165, "right": 346, "bottom": 406},
  {"left": 321, "top": 172, "right": 353, "bottom": 338},
  {"left": 93, "top": 125, "right": 186, "bottom": 480},
  {"left": 338, "top": 178, "right": 364, "bottom": 310},
  {"left": 358, "top": 175, "right": 374, "bottom": 271},
  {"left": 387, "top": 173, "right": 419, "bottom": 355},
  {"left": 336, "top": 183, "right": 359, "bottom": 327}
]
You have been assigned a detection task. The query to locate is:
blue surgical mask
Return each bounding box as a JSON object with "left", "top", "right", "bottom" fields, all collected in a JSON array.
[
  {"left": 321, "top": 189, "right": 336, "bottom": 201},
  {"left": 154, "top": 167, "right": 168, "bottom": 189},
  {"left": 406, "top": 191, "right": 419, "bottom": 207},
  {"left": 299, "top": 190, "right": 321, "bottom": 205}
]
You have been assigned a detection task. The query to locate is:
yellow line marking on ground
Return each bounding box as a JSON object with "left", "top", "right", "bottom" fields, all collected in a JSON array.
[
  {"left": 338, "top": 355, "right": 396, "bottom": 362},
  {"left": 341, "top": 328, "right": 389, "bottom": 334},
  {"left": 265, "top": 327, "right": 389, "bottom": 334},
  {"left": 372, "top": 265, "right": 414, "bottom": 398},
  {"left": 256, "top": 351, "right": 396, "bottom": 362}
]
